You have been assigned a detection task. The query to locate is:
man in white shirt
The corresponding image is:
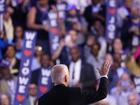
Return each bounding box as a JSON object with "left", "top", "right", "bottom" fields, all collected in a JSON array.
[{"left": 69, "top": 46, "right": 96, "bottom": 88}]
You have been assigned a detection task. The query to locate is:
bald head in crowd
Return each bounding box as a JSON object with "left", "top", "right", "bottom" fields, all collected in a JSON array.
[{"left": 51, "top": 64, "right": 70, "bottom": 86}]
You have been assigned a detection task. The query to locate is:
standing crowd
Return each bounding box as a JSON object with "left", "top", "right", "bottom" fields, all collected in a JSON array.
[{"left": 0, "top": 0, "right": 140, "bottom": 105}]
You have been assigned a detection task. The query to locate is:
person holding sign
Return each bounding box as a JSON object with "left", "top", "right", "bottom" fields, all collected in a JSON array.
[
  {"left": 38, "top": 57, "right": 112, "bottom": 105},
  {"left": 31, "top": 53, "right": 53, "bottom": 97}
]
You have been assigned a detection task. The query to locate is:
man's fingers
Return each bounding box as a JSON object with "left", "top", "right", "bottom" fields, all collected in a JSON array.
[{"left": 104, "top": 59, "right": 112, "bottom": 70}]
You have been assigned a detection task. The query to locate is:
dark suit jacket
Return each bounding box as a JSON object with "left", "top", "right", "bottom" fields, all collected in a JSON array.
[
  {"left": 78, "top": 61, "right": 96, "bottom": 88},
  {"left": 38, "top": 77, "right": 108, "bottom": 105}
]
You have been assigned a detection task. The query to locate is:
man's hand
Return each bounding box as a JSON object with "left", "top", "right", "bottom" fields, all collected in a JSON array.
[{"left": 99, "top": 54, "right": 112, "bottom": 76}]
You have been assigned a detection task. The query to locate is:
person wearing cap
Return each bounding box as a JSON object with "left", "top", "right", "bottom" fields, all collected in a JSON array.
[{"left": 0, "top": 60, "right": 17, "bottom": 105}]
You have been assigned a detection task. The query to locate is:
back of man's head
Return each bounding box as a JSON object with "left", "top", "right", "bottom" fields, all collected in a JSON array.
[{"left": 51, "top": 64, "right": 69, "bottom": 86}]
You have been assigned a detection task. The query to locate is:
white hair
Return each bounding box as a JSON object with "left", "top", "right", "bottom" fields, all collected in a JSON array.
[{"left": 51, "top": 64, "right": 69, "bottom": 84}]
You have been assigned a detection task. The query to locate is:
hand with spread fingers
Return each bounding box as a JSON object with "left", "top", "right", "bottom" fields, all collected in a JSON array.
[{"left": 99, "top": 55, "right": 112, "bottom": 76}]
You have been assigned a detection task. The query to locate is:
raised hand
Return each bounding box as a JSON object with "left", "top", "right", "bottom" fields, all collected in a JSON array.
[{"left": 99, "top": 54, "right": 112, "bottom": 76}]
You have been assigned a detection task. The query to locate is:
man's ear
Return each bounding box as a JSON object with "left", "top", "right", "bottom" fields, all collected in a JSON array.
[{"left": 64, "top": 75, "right": 67, "bottom": 83}]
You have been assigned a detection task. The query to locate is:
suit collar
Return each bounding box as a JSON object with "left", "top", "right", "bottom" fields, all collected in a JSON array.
[{"left": 54, "top": 84, "right": 66, "bottom": 87}]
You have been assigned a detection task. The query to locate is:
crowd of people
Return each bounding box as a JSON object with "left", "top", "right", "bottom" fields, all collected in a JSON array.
[{"left": 0, "top": 0, "right": 140, "bottom": 105}]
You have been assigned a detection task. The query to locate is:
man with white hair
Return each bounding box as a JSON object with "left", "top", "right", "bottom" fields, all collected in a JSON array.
[{"left": 38, "top": 58, "right": 112, "bottom": 105}]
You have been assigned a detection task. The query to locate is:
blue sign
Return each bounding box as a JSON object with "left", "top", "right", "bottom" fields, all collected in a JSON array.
[
  {"left": 14, "top": 31, "right": 37, "bottom": 105},
  {"left": 0, "top": 0, "right": 5, "bottom": 14},
  {"left": 38, "top": 68, "right": 52, "bottom": 97},
  {"left": 134, "top": 77, "right": 140, "bottom": 95},
  {"left": 106, "top": 0, "right": 117, "bottom": 40}
]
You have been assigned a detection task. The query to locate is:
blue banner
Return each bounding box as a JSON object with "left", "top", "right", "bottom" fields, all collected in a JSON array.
[
  {"left": 37, "top": 67, "right": 52, "bottom": 97},
  {"left": 106, "top": 0, "right": 117, "bottom": 40},
  {"left": 14, "top": 31, "right": 37, "bottom": 105},
  {"left": 0, "top": 0, "right": 5, "bottom": 14},
  {"left": 134, "top": 77, "right": 140, "bottom": 95}
]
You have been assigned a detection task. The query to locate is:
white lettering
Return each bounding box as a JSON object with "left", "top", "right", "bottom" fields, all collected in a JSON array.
[
  {"left": 42, "top": 70, "right": 51, "bottom": 77},
  {"left": 19, "top": 77, "right": 29, "bottom": 85},
  {"left": 23, "top": 59, "right": 30, "bottom": 67},
  {"left": 25, "top": 41, "right": 32, "bottom": 48},
  {"left": 19, "top": 85, "right": 26, "bottom": 93},
  {"left": 108, "top": 24, "right": 116, "bottom": 32},
  {"left": 21, "top": 67, "right": 30, "bottom": 76},
  {"left": 109, "top": 17, "right": 115, "bottom": 24},
  {"left": 25, "top": 32, "right": 36, "bottom": 40},
  {"left": 108, "top": 32, "right": 115, "bottom": 39}
]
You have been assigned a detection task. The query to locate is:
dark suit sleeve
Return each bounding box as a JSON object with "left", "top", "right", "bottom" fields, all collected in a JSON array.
[
  {"left": 82, "top": 77, "right": 108, "bottom": 104},
  {"left": 38, "top": 95, "right": 46, "bottom": 105}
]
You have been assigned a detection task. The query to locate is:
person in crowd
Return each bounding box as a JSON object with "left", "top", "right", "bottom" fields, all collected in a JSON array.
[
  {"left": 108, "top": 54, "right": 129, "bottom": 90},
  {"left": 84, "top": 0, "right": 106, "bottom": 30},
  {"left": 65, "top": 30, "right": 79, "bottom": 48},
  {"left": 38, "top": 56, "right": 112, "bottom": 105},
  {"left": 65, "top": 0, "right": 91, "bottom": 13},
  {"left": 5, "top": 45, "right": 20, "bottom": 75},
  {"left": 27, "top": 0, "right": 51, "bottom": 55},
  {"left": 65, "top": 4, "right": 81, "bottom": 31},
  {"left": 0, "top": 60, "right": 17, "bottom": 105},
  {"left": 26, "top": 84, "right": 38, "bottom": 105},
  {"left": 0, "top": 93, "right": 11, "bottom": 105},
  {"left": 52, "top": 30, "right": 80, "bottom": 66},
  {"left": 52, "top": 38, "right": 70, "bottom": 66},
  {"left": 121, "top": 6, "right": 140, "bottom": 50},
  {"left": 72, "top": 22, "right": 86, "bottom": 47},
  {"left": 111, "top": 38, "right": 128, "bottom": 68},
  {"left": 31, "top": 46, "right": 43, "bottom": 71},
  {"left": 84, "top": 35, "right": 96, "bottom": 59},
  {"left": 12, "top": 0, "right": 29, "bottom": 27},
  {"left": 117, "top": 0, "right": 132, "bottom": 27},
  {"left": 31, "top": 53, "right": 52, "bottom": 85},
  {"left": 87, "top": 42, "right": 104, "bottom": 78},
  {"left": 3, "top": 7, "right": 14, "bottom": 44},
  {"left": 111, "top": 73, "right": 136, "bottom": 105},
  {"left": 14, "top": 25, "right": 24, "bottom": 59},
  {"left": 128, "top": 92, "right": 139, "bottom": 105},
  {"left": 69, "top": 46, "right": 96, "bottom": 88},
  {"left": 90, "top": 19, "right": 107, "bottom": 57},
  {"left": 112, "top": 38, "right": 124, "bottom": 55},
  {"left": 90, "top": 19, "right": 104, "bottom": 36}
]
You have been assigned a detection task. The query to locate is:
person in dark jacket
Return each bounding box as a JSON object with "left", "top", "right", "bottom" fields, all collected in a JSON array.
[
  {"left": 31, "top": 53, "right": 52, "bottom": 85},
  {"left": 69, "top": 46, "right": 96, "bottom": 88},
  {"left": 38, "top": 56, "right": 112, "bottom": 105}
]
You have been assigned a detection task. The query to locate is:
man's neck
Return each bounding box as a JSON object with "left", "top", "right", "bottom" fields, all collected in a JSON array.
[
  {"left": 42, "top": 66, "right": 50, "bottom": 69},
  {"left": 54, "top": 83, "right": 68, "bottom": 87},
  {"left": 73, "top": 58, "right": 81, "bottom": 63}
]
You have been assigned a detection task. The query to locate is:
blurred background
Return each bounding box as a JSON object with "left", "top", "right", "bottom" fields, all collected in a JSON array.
[{"left": 0, "top": 0, "right": 140, "bottom": 105}]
